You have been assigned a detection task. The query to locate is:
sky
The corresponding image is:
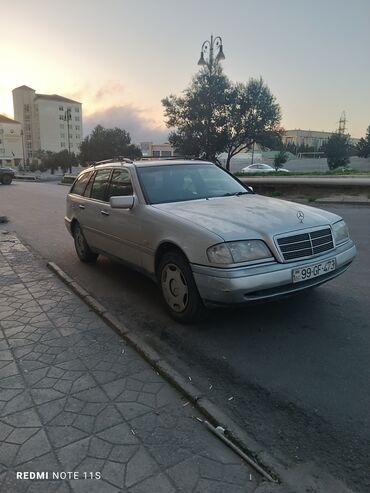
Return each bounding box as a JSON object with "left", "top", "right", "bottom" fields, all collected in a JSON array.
[{"left": 1, "top": 0, "right": 370, "bottom": 142}]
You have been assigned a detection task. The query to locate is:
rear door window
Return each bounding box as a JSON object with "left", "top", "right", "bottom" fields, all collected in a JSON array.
[
  {"left": 90, "top": 169, "right": 111, "bottom": 201},
  {"left": 71, "top": 171, "right": 93, "bottom": 195}
]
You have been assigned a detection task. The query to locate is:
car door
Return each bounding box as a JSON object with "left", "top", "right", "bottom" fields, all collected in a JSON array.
[
  {"left": 68, "top": 170, "right": 94, "bottom": 225},
  {"left": 103, "top": 168, "right": 142, "bottom": 267},
  {"left": 81, "top": 168, "right": 112, "bottom": 251}
]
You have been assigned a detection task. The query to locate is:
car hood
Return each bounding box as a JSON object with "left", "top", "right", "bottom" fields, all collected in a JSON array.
[{"left": 152, "top": 194, "right": 340, "bottom": 242}]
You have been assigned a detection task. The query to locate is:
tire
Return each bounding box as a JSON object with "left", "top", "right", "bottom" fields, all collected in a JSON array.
[
  {"left": 1, "top": 174, "right": 12, "bottom": 185},
  {"left": 73, "top": 223, "right": 98, "bottom": 263},
  {"left": 157, "top": 250, "right": 204, "bottom": 323}
]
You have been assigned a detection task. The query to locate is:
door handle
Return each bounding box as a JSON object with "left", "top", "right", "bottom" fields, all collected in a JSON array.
[
  {"left": 100, "top": 210, "right": 109, "bottom": 216},
  {"left": 78, "top": 204, "right": 85, "bottom": 209}
]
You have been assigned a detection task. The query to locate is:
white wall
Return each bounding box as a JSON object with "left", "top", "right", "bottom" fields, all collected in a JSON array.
[{"left": 0, "top": 121, "right": 23, "bottom": 164}]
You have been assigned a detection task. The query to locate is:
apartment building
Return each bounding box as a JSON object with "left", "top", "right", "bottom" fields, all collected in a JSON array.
[
  {"left": 0, "top": 115, "right": 23, "bottom": 167},
  {"left": 12, "top": 85, "right": 83, "bottom": 160}
]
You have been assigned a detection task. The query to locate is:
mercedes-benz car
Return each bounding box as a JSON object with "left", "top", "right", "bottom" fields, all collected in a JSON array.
[{"left": 65, "top": 159, "right": 356, "bottom": 322}]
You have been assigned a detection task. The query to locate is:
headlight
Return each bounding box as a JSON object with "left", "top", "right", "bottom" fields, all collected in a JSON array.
[
  {"left": 332, "top": 220, "right": 349, "bottom": 244},
  {"left": 207, "top": 240, "right": 273, "bottom": 264}
]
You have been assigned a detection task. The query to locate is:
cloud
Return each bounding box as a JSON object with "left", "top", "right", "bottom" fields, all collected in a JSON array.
[{"left": 83, "top": 104, "right": 169, "bottom": 144}]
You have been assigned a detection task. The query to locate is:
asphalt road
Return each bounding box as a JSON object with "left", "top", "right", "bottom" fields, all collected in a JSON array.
[{"left": 1, "top": 181, "right": 369, "bottom": 492}]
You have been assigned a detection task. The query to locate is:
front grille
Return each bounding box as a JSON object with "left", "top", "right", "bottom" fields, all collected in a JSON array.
[{"left": 277, "top": 227, "right": 334, "bottom": 261}]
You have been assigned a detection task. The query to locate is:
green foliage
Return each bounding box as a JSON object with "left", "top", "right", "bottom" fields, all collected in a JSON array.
[
  {"left": 273, "top": 150, "right": 288, "bottom": 171},
  {"left": 162, "top": 65, "right": 231, "bottom": 163},
  {"left": 79, "top": 125, "right": 142, "bottom": 165},
  {"left": 35, "top": 149, "right": 78, "bottom": 174},
  {"left": 162, "top": 66, "right": 282, "bottom": 169},
  {"left": 322, "top": 132, "right": 350, "bottom": 170},
  {"left": 357, "top": 125, "right": 370, "bottom": 158}
]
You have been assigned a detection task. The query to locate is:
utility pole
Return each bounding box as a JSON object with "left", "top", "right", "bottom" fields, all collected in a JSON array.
[{"left": 65, "top": 108, "right": 72, "bottom": 173}]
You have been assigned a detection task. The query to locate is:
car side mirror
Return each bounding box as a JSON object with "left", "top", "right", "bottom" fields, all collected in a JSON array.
[{"left": 110, "top": 196, "right": 134, "bottom": 209}]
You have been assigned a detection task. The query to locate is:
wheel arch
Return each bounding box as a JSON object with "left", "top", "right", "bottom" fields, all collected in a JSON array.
[{"left": 154, "top": 241, "right": 190, "bottom": 276}]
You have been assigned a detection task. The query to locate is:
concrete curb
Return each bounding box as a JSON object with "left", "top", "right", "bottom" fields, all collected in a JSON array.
[
  {"left": 315, "top": 199, "right": 370, "bottom": 206},
  {"left": 47, "top": 261, "right": 281, "bottom": 483}
]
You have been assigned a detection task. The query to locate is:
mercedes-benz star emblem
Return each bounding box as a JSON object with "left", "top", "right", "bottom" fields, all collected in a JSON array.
[{"left": 297, "top": 211, "right": 305, "bottom": 223}]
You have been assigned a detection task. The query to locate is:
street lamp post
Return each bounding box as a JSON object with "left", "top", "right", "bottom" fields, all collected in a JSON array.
[
  {"left": 65, "top": 108, "right": 72, "bottom": 173},
  {"left": 20, "top": 129, "right": 25, "bottom": 169},
  {"left": 197, "top": 35, "right": 225, "bottom": 160},
  {"left": 197, "top": 34, "right": 225, "bottom": 73}
]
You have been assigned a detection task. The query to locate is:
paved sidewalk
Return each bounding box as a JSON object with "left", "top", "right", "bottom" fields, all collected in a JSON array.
[{"left": 0, "top": 233, "right": 271, "bottom": 493}]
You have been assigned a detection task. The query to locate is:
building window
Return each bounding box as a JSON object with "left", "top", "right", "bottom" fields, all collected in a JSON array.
[
  {"left": 61, "top": 142, "right": 66, "bottom": 147},
  {"left": 76, "top": 134, "right": 80, "bottom": 139},
  {"left": 75, "top": 125, "right": 80, "bottom": 130},
  {"left": 152, "top": 150, "right": 160, "bottom": 157},
  {"left": 61, "top": 133, "right": 65, "bottom": 138},
  {"left": 60, "top": 124, "right": 65, "bottom": 129},
  {"left": 75, "top": 116, "right": 80, "bottom": 122},
  {"left": 59, "top": 115, "right": 65, "bottom": 120},
  {"left": 75, "top": 107, "right": 79, "bottom": 113},
  {"left": 161, "top": 150, "right": 172, "bottom": 157},
  {"left": 59, "top": 106, "right": 64, "bottom": 111},
  {"left": 24, "top": 104, "right": 30, "bottom": 112}
]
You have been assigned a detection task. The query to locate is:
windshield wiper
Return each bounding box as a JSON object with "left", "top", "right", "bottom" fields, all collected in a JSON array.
[{"left": 221, "top": 191, "right": 250, "bottom": 197}]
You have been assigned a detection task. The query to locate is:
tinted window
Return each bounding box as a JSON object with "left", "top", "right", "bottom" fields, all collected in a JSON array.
[
  {"left": 90, "top": 169, "right": 111, "bottom": 201},
  {"left": 83, "top": 172, "right": 95, "bottom": 197},
  {"left": 137, "top": 164, "right": 250, "bottom": 204},
  {"left": 71, "top": 171, "right": 93, "bottom": 195},
  {"left": 107, "top": 169, "right": 133, "bottom": 198}
]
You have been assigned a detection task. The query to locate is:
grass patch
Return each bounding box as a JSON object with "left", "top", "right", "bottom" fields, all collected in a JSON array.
[
  {"left": 307, "top": 197, "right": 317, "bottom": 202},
  {"left": 269, "top": 191, "right": 284, "bottom": 197}
]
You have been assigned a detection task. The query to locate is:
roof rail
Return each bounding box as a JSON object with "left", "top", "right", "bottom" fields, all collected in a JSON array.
[
  {"left": 93, "top": 156, "right": 134, "bottom": 165},
  {"left": 138, "top": 156, "right": 209, "bottom": 161}
]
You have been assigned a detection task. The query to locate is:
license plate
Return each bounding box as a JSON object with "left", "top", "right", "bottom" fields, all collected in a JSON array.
[{"left": 292, "top": 258, "right": 336, "bottom": 283}]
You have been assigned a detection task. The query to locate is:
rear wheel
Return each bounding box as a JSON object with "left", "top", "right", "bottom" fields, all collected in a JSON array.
[
  {"left": 158, "top": 251, "right": 204, "bottom": 323},
  {"left": 1, "top": 174, "right": 12, "bottom": 185},
  {"left": 73, "top": 223, "right": 98, "bottom": 263}
]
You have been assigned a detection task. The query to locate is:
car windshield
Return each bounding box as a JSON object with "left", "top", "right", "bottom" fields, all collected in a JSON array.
[{"left": 137, "top": 164, "right": 251, "bottom": 204}]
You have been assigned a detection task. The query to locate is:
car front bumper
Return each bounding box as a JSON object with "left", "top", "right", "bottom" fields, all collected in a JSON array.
[{"left": 191, "top": 241, "right": 356, "bottom": 305}]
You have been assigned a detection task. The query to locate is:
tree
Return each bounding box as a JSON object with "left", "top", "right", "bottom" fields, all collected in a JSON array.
[
  {"left": 222, "top": 78, "right": 282, "bottom": 169},
  {"left": 357, "top": 125, "right": 370, "bottom": 158},
  {"left": 79, "top": 125, "right": 142, "bottom": 165},
  {"left": 162, "top": 66, "right": 282, "bottom": 169},
  {"left": 34, "top": 149, "right": 78, "bottom": 174},
  {"left": 274, "top": 150, "right": 288, "bottom": 171},
  {"left": 322, "top": 133, "right": 350, "bottom": 170},
  {"left": 162, "top": 64, "right": 231, "bottom": 163}
]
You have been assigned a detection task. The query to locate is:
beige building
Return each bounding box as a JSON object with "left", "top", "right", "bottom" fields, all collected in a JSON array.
[
  {"left": 283, "top": 129, "right": 360, "bottom": 150},
  {"left": 282, "top": 129, "right": 332, "bottom": 150},
  {"left": 12, "top": 85, "right": 83, "bottom": 160},
  {"left": 0, "top": 115, "right": 23, "bottom": 167},
  {"left": 140, "top": 142, "right": 175, "bottom": 158}
]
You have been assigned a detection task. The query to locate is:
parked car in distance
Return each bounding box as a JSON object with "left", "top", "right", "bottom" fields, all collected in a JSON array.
[
  {"left": 65, "top": 159, "right": 356, "bottom": 323},
  {"left": 0, "top": 167, "right": 15, "bottom": 184},
  {"left": 240, "top": 163, "right": 290, "bottom": 173}
]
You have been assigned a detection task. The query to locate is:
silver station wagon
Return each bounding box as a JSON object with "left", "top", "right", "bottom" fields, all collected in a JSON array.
[{"left": 65, "top": 158, "right": 356, "bottom": 322}]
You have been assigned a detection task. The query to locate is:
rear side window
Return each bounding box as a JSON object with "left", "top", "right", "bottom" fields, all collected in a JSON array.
[
  {"left": 71, "top": 171, "right": 93, "bottom": 195},
  {"left": 107, "top": 169, "right": 133, "bottom": 198},
  {"left": 90, "top": 169, "right": 111, "bottom": 201}
]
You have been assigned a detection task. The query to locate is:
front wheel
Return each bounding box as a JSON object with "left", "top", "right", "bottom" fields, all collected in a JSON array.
[
  {"left": 73, "top": 223, "right": 98, "bottom": 263},
  {"left": 158, "top": 251, "right": 204, "bottom": 323}
]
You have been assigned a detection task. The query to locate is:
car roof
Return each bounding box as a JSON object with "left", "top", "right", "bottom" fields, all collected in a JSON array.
[{"left": 81, "top": 159, "right": 214, "bottom": 172}]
